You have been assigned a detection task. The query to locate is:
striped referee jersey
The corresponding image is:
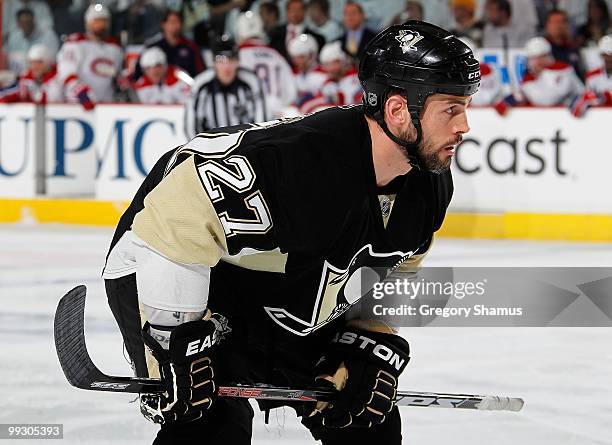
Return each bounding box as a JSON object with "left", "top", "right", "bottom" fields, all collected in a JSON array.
[{"left": 186, "top": 67, "right": 268, "bottom": 137}]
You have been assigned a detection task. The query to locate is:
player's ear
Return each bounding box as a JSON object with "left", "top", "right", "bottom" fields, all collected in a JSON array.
[{"left": 384, "top": 94, "right": 409, "bottom": 128}]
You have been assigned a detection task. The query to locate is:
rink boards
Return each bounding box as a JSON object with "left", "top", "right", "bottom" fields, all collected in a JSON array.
[{"left": 0, "top": 104, "right": 611, "bottom": 241}]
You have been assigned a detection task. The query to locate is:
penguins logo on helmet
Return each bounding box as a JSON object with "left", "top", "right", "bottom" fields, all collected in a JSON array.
[{"left": 395, "top": 30, "right": 424, "bottom": 53}]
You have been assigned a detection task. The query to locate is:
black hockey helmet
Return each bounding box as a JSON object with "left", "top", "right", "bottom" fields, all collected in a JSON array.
[
  {"left": 213, "top": 35, "right": 239, "bottom": 59},
  {"left": 358, "top": 21, "right": 480, "bottom": 169}
]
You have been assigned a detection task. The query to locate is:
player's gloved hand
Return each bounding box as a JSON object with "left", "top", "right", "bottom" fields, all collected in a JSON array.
[
  {"left": 493, "top": 94, "right": 519, "bottom": 116},
  {"left": 73, "top": 83, "right": 95, "bottom": 111},
  {"left": 570, "top": 90, "right": 606, "bottom": 118},
  {"left": 142, "top": 312, "right": 229, "bottom": 424},
  {"left": 302, "top": 328, "right": 410, "bottom": 433}
]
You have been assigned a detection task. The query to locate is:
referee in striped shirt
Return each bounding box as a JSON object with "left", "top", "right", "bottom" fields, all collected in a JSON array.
[{"left": 186, "top": 36, "right": 269, "bottom": 137}]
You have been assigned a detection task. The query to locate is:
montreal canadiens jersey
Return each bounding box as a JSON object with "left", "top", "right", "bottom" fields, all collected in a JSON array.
[
  {"left": 585, "top": 67, "right": 612, "bottom": 99},
  {"left": 239, "top": 40, "right": 297, "bottom": 117},
  {"left": 320, "top": 67, "right": 363, "bottom": 106},
  {"left": 521, "top": 61, "right": 584, "bottom": 106},
  {"left": 104, "top": 106, "right": 453, "bottom": 336},
  {"left": 133, "top": 65, "right": 191, "bottom": 105},
  {"left": 0, "top": 66, "right": 67, "bottom": 104},
  {"left": 57, "top": 33, "right": 123, "bottom": 102},
  {"left": 470, "top": 63, "right": 502, "bottom": 106},
  {"left": 294, "top": 66, "right": 328, "bottom": 106}
]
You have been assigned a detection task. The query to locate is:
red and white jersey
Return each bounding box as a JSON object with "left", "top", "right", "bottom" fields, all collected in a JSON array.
[
  {"left": 521, "top": 61, "right": 584, "bottom": 106},
  {"left": 57, "top": 33, "right": 123, "bottom": 102},
  {"left": 293, "top": 65, "right": 328, "bottom": 106},
  {"left": 0, "top": 65, "right": 68, "bottom": 104},
  {"left": 134, "top": 66, "right": 191, "bottom": 105},
  {"left": 320, "top": 67, "right": 363, "bottom": 106},
  {"left": 239, "top": 40, "right": 297, "bottom": 117},
  {"left": 585, "top": 67, "right": 612, "bottom": 98},
  {"left": 471, "top": 63, "right": 502, "bottom": 106}
]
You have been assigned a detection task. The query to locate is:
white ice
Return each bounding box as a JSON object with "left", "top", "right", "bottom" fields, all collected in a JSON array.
[{"left": 1, "top": 225, "right": 611, "bottom": 444}]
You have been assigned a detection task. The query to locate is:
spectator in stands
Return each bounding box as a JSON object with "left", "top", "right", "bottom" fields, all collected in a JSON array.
[
  {"left": 56, "top": 3, "right": 123, "bottom": 108},
  {"left": 482, "top": 0, "right": 535, "bottom": 48},
  {"left": 0, "top": 44, "right": 68, "bottom": 104},
  {"left": 186, "top": 36, "right": 268, "bottom": 136},
  {"left": 584, "top": 35, "right": 612, "bottom": 103},
  {"left": 520, "top": 36, "right": 584, "bottom": 107},
  {"left": 48, "top": 0, "right": 86, "bottom": 39},
  {"left": 339, "top": 1, "right": 377, "bottom": 64},
  {"left": 260, "top": 2, "right": 280, "bottom": 35},
  {"left": 269, "top": 0, "right": 325, "bottom": 62},
  {"left": 6, "top": 8, "right": 60, "bottom": 74},
  {"left": 133, "top": 47, "right": 191, "bottom": 104},
  {"left": 2, "top": 0, "right": 54, "bottom": 40},
  {"left": 288, "top": 34, "right": 327, "bottom": 108},
  {"left": 576, "top": 0, "right": 611, "bottom": 48},
  {"left": 545, "top": 9, "right": 585, "bottom": 79},
  {"left": 307, "top": 0, "right": 344, "bottom": 43},
  {"left": 388, "top": 1, "right": 424, "bottom": 27},
  {"left": 133, "top": 10, "right": 205, "bottom": 80},
  {"left": 449, "top": 0, "right": 485, "bottom": 47},
  {"left": 236, "top": 11, "right": 297, "bottom": 117},
  {"left": 207, "top": 0, "right": 252, "bottom": 37},
  {"left": 113, "top": 0, "right": 163, "bottom": 44}
]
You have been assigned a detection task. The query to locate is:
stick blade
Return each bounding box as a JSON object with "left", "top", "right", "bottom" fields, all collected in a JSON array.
[{"left": 54, "top": 285, "right": 98, "bottom": 390}]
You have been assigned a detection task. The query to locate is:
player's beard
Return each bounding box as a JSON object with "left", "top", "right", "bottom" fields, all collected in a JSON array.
[{"left": 398, "top": 129, "right": 460, "bottom": 174}]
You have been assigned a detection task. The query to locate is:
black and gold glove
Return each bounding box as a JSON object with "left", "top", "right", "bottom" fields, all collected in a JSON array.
[{"left": 304, "top": 328, "right": 410, "bottom": 432}]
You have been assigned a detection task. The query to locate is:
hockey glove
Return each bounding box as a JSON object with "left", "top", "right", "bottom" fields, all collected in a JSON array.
[
  {"left": 141, "top": 313, "right": 229, "bottom": 423},
  {"left": 570, "top": 90, "right": 609, "bottom": 118},
  {"left": 304, "top": 329, "right": 410, "bottom": 432},
  {"left": 72, "top": 83, "right": 95, "bottom": 111}
]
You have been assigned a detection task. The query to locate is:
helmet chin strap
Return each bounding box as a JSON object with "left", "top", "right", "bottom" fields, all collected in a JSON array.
[{"left": 375, "top": 106, "right": 424, "bottom": 170}]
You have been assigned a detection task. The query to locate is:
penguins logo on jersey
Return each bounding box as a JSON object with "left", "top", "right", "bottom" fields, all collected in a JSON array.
[{"left": 264, "top": 244, "right": 414, "bottom": 336}]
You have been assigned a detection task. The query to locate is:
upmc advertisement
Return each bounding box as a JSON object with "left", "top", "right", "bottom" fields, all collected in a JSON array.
[{"left": 0, "top": 104, "right": 609, "bottom": 215}]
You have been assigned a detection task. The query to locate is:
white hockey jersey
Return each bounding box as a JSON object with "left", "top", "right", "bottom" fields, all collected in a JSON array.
[
  {"left": 585, "top": 67, "right": 612, "bottom": 101},
  {"left": 57, "top": 33, "right": 123, "bottom": 103},
  {"left": 239, "top": 40, "right": 297, "bottom": 117},
  {"left": 0, "top": 65, "right": 67, "bottom": 104},
  {"left": 521, "top": 61, "right": 584, "bottom": 106},
  {"left": 320, "top": 67, "right": 363, "bottom": 106},
  {"left": 293, "top": 65, "right": 328, "bottom": 107},
  {"left": 134, "top": 66, "right": 191, "bottom": 105},
  {"left": 471, "top": 63, "right": 502, "bottom": 106}
]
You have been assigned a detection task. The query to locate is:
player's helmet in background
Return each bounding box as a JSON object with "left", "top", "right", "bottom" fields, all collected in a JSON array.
[
  {"left": 359, "top": 21, "right": 480, "bottom": 169},
  {"left": 236, "top": 11, "right": 265, "bottom": 42}
]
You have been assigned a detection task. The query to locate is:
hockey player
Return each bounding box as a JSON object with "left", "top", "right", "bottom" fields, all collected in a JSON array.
[
  {"left": 570, "top": 34, "right": 612, "bottom": 117},
  {"left": 236, "top": 11, "right": 297, "bottom": 117},
  {"left": 288, "top": 33, "right": 328, "bottom": 109},
  {"left": 520, "top": 36, "right": 584, "bottom": 107},
  {"left": 102, "top": 21, "right": 480, "bottom": 445},
  {"left": 133, "top": 47, "right": 191, "bottom": 105},
  {"left": 584, "top": 35, "right": 612, "bottom": 104},
  {"left": 320, "top": 41, "right": 362, "bottom": 106},
  {"left": 56, "top": 3, "right": 123, "bottom": 106},
  {"left": 0, "top": 44, "right": 65, "bottom": 104},
  {"left": 298, "top": 41, "right": 362, "bottom": 114}
]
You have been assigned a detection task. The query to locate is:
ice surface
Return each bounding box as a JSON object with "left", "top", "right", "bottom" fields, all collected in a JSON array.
[{"left": 1, "top": 225, "right": 611, "bottom": 444}]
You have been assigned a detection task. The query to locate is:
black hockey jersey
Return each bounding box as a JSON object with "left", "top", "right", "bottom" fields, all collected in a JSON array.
[{"left": 107, "top": 105, "right": 453, "bottom": 337}]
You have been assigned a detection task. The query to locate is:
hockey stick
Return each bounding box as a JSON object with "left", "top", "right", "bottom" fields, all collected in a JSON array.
[{"left": 54, "top": 285, "right": 524, "bottom": 412}]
